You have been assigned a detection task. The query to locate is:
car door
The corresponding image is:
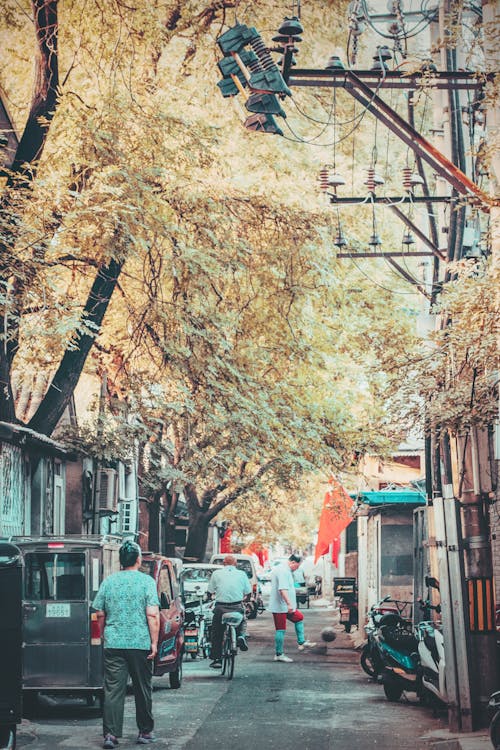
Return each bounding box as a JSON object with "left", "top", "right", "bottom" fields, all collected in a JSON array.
[{"left": 155, "top": 562, "right": 183, "bottom": 675}]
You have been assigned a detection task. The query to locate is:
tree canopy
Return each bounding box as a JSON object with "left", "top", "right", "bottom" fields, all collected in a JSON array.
[{"left": 3, "top": 1, "right": 493, "bottom": 557}]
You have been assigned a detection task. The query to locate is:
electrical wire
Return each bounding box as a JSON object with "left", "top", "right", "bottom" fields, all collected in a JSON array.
[
  {"left": 283, "top": 48, "right": 390, "bottom": 147},
  {"left": 359, "top": 0, "right": 436, "bottom": 41},
  {"left": 336, "top": 249, "right": 421, "bottom": 295}
]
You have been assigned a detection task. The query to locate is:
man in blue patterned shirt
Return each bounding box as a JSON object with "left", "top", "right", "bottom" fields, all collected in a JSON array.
[{"left": 93, "top": 540, "right": 160, "bottom": 748}]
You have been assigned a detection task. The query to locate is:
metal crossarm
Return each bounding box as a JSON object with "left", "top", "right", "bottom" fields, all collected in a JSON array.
[
  {"left": 340, "top": 70, "right": 493, "bottom": 209},
  {"left": 288, "top": 69, "right": 490, "bottom": 92}
]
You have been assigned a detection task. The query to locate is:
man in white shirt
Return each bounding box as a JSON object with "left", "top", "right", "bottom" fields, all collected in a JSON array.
[
  {"left": 207, "top": 554, "right": 251, "bottom": 669},
  {"left": 269, "top": 554, "right": 316, "bottom": 663}
]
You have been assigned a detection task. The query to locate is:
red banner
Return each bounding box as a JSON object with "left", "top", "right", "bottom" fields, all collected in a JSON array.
[
  {"left": 314, "top": 477, "right": 354, "bottom": 565},
  {"left": 220, "top": 527, "right": 232, "bottom": 553}
]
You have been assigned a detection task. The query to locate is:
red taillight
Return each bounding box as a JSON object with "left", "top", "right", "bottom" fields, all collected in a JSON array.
[
  {"left": 47, "top": 543, "right": 65, "bottom": 549},
  {"left": 252, "top": 583, "right": 257, "bottom": 593},
  {"left": 90, "top": 612, "right": 102, "bottom": 645}
]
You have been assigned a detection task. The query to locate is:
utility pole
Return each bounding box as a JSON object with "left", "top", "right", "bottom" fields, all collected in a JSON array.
[{"left": 436, "top": 0, "right": 498, "bottom": 727}]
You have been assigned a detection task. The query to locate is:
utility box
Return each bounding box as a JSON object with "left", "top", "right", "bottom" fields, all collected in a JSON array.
[{"left": 0, "top": 541, "right": 23, "bottom": 750}]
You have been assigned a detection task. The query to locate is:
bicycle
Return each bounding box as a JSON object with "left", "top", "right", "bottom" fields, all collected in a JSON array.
[{"left": 220, "top": 611, "right": 244, "bottom": 680}]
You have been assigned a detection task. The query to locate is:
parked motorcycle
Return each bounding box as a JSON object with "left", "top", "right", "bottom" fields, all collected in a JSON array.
[
  {"left": 183, "top": 598, "right": 214, "bottom": 660},
  {"left": 334, "top": 578, "right": 358, "bottom": 633},
  {"left": 416, "top": 576, "right": 447, "bottom": 706},
  {"left": 376, "top": 610, "right": 420, "bottom": 702},
  {"left": 488, "top": 690, "right": 500, "bottom": 749},
  {"left": 360, "top": 596, "right": 403, "bottom": 679}
]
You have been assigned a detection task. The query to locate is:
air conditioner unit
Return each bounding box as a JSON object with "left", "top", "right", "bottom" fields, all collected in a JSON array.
[{"left": 96, "top": 468, "right": 118, "bottom": 512}]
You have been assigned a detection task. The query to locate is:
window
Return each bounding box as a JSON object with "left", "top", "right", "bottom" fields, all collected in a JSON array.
[
  {"left": 159, "top": 566, "right": 173, "bottom": 600},
  {"left": 381, "top": 524, "right": 413, "bottom": 584},
  {"left": 120, "top": 501, "right": 133, "bottom": 533},
  {"left": 25, "top": 552, "right": 85, "bottom": 600}
]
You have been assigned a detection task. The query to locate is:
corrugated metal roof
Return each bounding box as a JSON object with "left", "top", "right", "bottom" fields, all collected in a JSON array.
[
  {"left": 351, "top": 490, "right": 426, "bottom": 506},
  {"left": 0, "top": 421, "right": 72, "bottom": 456}
]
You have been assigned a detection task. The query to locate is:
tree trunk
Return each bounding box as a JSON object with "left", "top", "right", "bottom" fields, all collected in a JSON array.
[
  {"left": 183, "top": 508, "right": 210, "bottom": 562},
  {"left": 8, "top": 0, "right": 59, "bottom": 182},
  {"left": 28, "top": 259, "right": 123, "bottom": 436},
  {"left": 148, "top": 492, "right": 161, "bottom": 553},
  {"left": 164, "top": 489, "right": 179, "bottom": 558},
  {"left": 0, "top": 0, "right": 59, "bottom": 425},
  {"left": 164, "top": 516, "right": 177, "bottom": 558}
]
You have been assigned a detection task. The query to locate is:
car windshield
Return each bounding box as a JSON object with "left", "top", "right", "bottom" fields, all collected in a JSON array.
[
  {"left": 236, "top": 561, "right": 253, "bottom": 578},
  {"left": 181, "top": 567, "right": 216, "bottom": 581}
]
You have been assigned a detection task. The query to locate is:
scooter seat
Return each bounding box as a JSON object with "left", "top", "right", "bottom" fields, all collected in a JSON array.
[{"left": 382, "top": 627, "right": 418, "bottom": 654}]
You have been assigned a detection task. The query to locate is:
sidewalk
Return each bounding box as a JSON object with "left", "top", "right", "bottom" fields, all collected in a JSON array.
[{"left": 347, "top": 611, "right": 491, "bottom": 750}]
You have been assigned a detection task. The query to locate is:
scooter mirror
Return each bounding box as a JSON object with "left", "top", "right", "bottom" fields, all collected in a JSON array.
[{"left": 425, "top": 576, "right": 440, "bottom": 590}]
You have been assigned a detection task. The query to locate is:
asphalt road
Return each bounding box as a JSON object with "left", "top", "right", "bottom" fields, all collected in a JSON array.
[{"left": 16, "top": 601, "right": 452, "bottom": 750}]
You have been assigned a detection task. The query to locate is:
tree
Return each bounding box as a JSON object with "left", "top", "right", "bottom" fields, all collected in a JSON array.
[
  {"left": 2, "top": 0, "right": 423, "bottom": 559},
  {"left": 62, "top": 188, "right": 418, "bottom": 560}
]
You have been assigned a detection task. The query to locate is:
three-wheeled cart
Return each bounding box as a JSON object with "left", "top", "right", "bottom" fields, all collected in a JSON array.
[
  {"left": 11, "top": 535, "right": 122, "bottom": 709},
  {"left": 0, "top": 541, "right": 22, "bottom": 750}
]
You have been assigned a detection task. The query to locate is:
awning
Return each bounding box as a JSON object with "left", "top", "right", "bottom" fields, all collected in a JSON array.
[{"left": 351, "top": 490, "right": 426, "bottom": 506}]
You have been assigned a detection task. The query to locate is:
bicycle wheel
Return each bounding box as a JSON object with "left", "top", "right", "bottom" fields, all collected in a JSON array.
[{"left": 221, "top": 626, "right": 235, "bottom": 679}]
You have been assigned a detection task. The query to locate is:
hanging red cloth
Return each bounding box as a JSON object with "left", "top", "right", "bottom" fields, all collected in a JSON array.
[
  {"left": 314, "top": 477, "right": 354, "bottom": 564},
  {"left": 220, "top": 527, "right": 232, "bottom": 553},
  {"left": 241, "top": 541, "right": 268, "bottom": 567}
]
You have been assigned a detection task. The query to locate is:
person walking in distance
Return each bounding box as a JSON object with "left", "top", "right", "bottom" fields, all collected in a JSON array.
[
  {"left": 92, "top": 540, "right": 160, "bottom": 748},
  {"left": 270, "top": 554, "right": 316, "bottom": 663},
  {"left": 207, "top": 554, "right": 252, "bottom": 669}
]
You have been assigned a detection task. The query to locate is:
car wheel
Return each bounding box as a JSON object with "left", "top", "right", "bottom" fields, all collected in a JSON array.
[{"left": 169, "top": 658, "right": 183, "bottom": 689}]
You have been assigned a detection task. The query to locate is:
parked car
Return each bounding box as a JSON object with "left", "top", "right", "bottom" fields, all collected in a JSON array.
[
  {"left": 210, "top": 553, "right": 263, "bottom": 618},
  {"left": 167, "top": 557, "right": 183, "bottom": 581},
  {"left": 140, "top": 553, "right": 185, "bottom": 689},
  {"left": 180, "top": 563, "right": 223, "bottom": 606}
]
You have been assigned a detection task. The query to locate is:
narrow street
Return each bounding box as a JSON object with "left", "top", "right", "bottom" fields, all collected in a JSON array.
[{"left": 17, "top": 603, "right": 451, "bottom": 750}]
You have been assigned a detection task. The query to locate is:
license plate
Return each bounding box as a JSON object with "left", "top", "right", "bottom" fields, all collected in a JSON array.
[
  {"left": 340, "top": 607, "right": 350, "bottom": 618},
  {"left": 184, "top": 631, "right": 198, "bottom": 652},
  {"left": 46, "top": 602, "right": 71, "bottom": 618}
]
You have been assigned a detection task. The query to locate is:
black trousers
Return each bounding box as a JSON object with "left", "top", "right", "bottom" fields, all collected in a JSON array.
[
  {"left": 103, "top": 648, "right": 153, "bottom": 737},
  {"left": 210, "top": 602, "right": 246, "bottom": 661}
]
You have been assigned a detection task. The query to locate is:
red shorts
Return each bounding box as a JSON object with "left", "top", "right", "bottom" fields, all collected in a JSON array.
[{"left": 272, "top": 609, "right": 304, "bottom": 629}]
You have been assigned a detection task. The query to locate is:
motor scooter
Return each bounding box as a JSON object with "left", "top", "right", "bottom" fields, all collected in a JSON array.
[
  {"left": 183, "top": 598, "right": 214, "bottom": 660},
  {"left": 375, "top": 611, "right": 420, "bottom": 702},
  {"left": 360, "top": 596, "right": 402, "bottom": 679},
  {"left": 416, "top": 576, "right": 447, "bottom": 706}
]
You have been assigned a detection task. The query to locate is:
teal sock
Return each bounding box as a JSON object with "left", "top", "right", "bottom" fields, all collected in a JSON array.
[
  {"left": 275, "top": 630, "right": 285, "bottom": 655},
  {"left": 295, "top": 620, "right": 305, "bottom": 644}
]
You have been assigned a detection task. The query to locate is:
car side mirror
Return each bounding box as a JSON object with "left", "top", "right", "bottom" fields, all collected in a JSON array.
[{"left": 160, "top": 592, "right": 170, "bottom": 609}]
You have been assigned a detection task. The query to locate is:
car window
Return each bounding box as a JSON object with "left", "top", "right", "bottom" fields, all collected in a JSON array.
[
  {"left": 24, "top": 552, "right": 86, "bottom": 601},
  {"left": 159, "top": 565, "right": 173, "bottom": 600},
  {"left": 236, "top": 561, "right": 253, "bottom": 579}
]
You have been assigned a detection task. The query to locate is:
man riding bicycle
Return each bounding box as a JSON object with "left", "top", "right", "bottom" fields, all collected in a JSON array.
[{"left": 207, "top": 554, "right": 251, "bottom": 669}]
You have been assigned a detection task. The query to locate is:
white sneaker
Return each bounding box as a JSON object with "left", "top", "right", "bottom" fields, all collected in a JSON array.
[
  {"left": 298, "top": 640, "right": 317, "bottom": 651},
  {"left": 274, "top": 653, "right": 293, "bottom": 662}
]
